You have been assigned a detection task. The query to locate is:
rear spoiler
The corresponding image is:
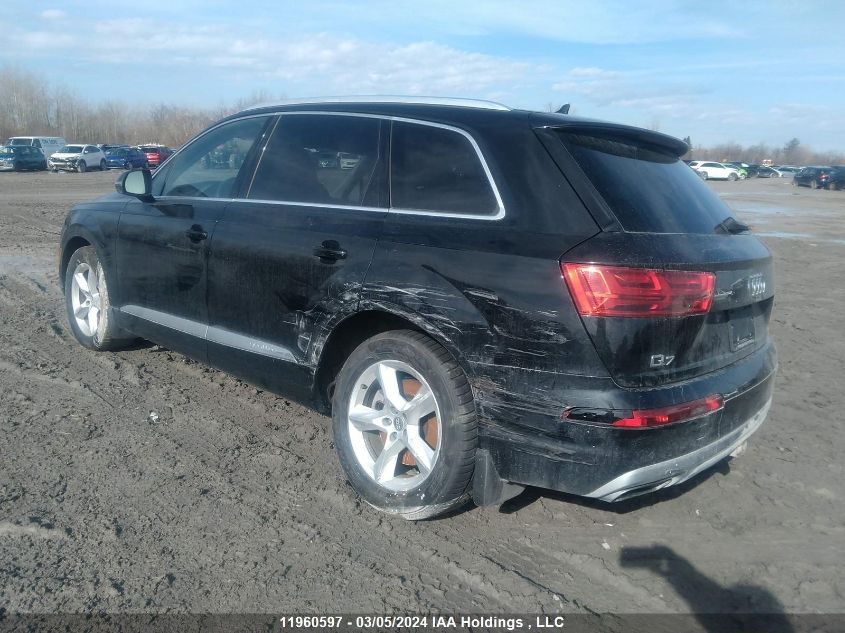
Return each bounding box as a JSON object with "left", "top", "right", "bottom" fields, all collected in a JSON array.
[{"left": 532, "top": 118, "right": 689, "bottom": 157}]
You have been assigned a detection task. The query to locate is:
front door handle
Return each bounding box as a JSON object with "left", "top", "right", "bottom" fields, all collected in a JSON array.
[
  {"left": 313, "top": 242, "right": 347, "bottom": 261},
  {"left": 185, "top": 225, "right": 208, "bottom": 242}
]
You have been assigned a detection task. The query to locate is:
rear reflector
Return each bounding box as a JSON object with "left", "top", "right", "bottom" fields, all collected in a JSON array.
[
  {"left": 611, "top": 395, "right": 724, "bottom": 428},
  {"left": 561, "top": 264, "right": 715, "bottom": 317}
]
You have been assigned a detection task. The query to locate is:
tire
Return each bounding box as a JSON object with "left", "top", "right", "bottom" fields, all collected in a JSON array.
[
  {"left": 99, "top": 159, "right": 107, "bottom": 171},
  {"left": 728, "top": 173, "right": 738, "bottom": 181},
  {"left": 332, "top": 330, "right": 478, "bottom": 520},
  {"left": 64, "top": 246, "right": 133, "bottom": 351},
  {"left": 12, "top": 162, "right": 21, "bottom": 172},
  {"left": 700, "top": 171, "right": 709, "bottom": 180},
  {"left": 76, "top": 160, "right": 87, "bottom": 173},
  {"left": 39, "top": 160, "right": 47, "bottom": 171},
  {"left": 124, "top": 161, "right": 132, "bottom": 170}
]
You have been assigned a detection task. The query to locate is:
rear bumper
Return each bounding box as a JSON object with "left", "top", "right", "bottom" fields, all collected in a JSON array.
[
  {"left": 477, "top": 342, "right": 776, "bottom": 501},
  {"left": 586, "top": 396, "right": 770, "bottom": 501}
]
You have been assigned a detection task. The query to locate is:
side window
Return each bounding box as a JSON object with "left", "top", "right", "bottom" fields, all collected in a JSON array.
[
  {"left": 248, "top": 114, "right": 382, "bottom": 206},
  {"left": 160, "top": 116, "right": 270, "bottom": 198},
  {"left": 390, "top": 121, "right": 498, "bottom": 215},
  {"left": 34, "top": 140, "right": 42, "bottom": 148}
]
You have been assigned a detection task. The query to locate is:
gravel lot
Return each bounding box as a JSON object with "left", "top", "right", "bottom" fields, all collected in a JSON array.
[{"left": 1, "top": 171, "right": 843, "bottom": 616}]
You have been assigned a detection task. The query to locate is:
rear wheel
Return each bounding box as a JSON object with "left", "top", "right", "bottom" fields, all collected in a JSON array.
[
  {"left": 699, "top": 171, "right": 709, "bottom": 180},
  {"left": 332, "top": 330, "right": 477, "bottom": 519},
  {"left": 64, "top": 246, "right": 133, "bottom": 351},
  {"left": 99, "top": 159, "right": 107, "bottom": 171}
]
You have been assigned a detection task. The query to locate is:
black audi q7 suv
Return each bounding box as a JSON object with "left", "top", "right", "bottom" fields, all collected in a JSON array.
[{"left": 59, "top": 97, "right": 776, "bottom": 519}]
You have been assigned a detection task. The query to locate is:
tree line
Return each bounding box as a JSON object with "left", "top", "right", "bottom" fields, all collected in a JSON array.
[
  {"left": 682, "top": 136, "right": 842, "bottom": 166},
  {"left": 0, "top": 65, "right": 275, "bottom": 148}
]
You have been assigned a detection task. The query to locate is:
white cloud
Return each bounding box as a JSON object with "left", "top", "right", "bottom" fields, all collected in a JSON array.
[
  {"left": 19, "top": 18, "right": 537, "bottom": 97},
  {"left": 39, "top": 9, "right": 66, "bottom": 20}
]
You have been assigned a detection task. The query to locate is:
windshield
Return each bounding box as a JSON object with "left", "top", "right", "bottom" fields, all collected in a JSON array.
[
  {"left": 8, "top": 139, "right": 31, "bottom": 146},
  {"left": 59, "top": 145, "right": 83, "bottom": 153},
  {"left": 0, "top": 146, "right": 18, "bottom": 155},
  {"left": 106, "top": 149, "right": 126, "bottom": 156},
  {"left": 556, "top": 130, "right": 735, "bottom": 234}
]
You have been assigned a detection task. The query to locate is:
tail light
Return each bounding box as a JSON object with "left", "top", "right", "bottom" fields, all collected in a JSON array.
[
  {"left": 561, "top": 264, "right": 715, "bottom": 317},
  {"left": 611, "top": 395, "right": 724, "bottom": 428},
  {"left": 562, "top": 394, "right": 724, "bottom": 428}
]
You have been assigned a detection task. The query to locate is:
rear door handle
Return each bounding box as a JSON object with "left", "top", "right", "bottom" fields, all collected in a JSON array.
[
  {"left": 313, "top": 244, "right": 347, "bottom": 261},
  {"left": 185, "top": 225, "right": 208, "bottom": 242}
]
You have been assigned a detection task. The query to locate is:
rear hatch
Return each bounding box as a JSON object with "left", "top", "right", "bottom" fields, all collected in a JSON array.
[{"left": 540, "top": 124, "right": 774, "bottom": 388}]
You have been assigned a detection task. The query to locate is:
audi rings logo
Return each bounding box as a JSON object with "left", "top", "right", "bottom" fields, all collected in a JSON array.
[{"left": 748, "top": 273, "right": 766, "bottom": 299}]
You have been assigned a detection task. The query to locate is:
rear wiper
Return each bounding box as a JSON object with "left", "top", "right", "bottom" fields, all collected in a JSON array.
[{"left": 714, "top": 216, "right": 750, "bottom": 235}]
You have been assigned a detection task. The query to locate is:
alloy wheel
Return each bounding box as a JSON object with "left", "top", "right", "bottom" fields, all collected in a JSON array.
[
  {"left": 347, "top": 360, "right": 442, "bottom": 492},
  {"left": 70, "top": 262, "right": 102, "bottom": 337}
]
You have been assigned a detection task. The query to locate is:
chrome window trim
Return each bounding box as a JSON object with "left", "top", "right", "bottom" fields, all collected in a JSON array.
[{"left": 154, "top": 110, "right": 507, "bottom": 221}]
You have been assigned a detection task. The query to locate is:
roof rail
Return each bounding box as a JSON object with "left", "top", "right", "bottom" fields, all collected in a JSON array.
[{"left": 241, "top": 95, "right": 511, "bottom": 112}]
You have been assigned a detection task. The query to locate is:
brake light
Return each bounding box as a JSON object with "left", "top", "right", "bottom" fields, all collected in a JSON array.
[
  {"left": 610, "top": 395, "right": 724, "bottom": 428},
  {"left": 561, "top": 264, "right": 715, "bottom": 317}
]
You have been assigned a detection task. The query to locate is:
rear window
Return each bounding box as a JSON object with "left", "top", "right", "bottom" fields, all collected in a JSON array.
[{"left": 556, "top": 131, "right": 733, "bottom": 234}]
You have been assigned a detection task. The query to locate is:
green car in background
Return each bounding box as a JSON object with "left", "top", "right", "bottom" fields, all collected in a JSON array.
[
  {"left": 0, "top": 145, "right": 48, "bottom": 171},
  {"left": 724, "top": 162, "right": 748, "bottom": 179}
]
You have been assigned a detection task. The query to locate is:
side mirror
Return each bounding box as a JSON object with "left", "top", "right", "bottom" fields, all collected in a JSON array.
[{"left": 116, "top": 168, "right": 153, "bottom": 201}]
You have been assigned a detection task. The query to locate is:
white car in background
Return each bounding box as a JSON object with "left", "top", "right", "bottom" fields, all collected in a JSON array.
[
  {"left": 49, "top": 144, "right": 107, "bottom": 173},
  {"left": 689, "top": 161, "right": 740, "bottom": 181}
]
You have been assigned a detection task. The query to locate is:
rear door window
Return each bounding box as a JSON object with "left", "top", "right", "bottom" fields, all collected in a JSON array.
[
  {"left": 555, "top": 130, "right": 733, "bottom": 234},
  {"left": 390, "top": 121, "right": 499, "bottom": 216},
  {"left": 248, "top": 114, "right": 383, "bottom": 206}
]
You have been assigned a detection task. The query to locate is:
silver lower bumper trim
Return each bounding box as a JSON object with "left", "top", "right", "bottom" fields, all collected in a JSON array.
[{"left": 587, "top": 398, "right": 772, "bottom": 502}]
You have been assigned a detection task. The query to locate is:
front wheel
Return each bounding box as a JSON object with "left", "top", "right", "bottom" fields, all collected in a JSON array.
[
  {"left": 728, "top": 173, "right": 738, "bottom": 181},
  {"left": 76, "top": 160, "right": 87, "bottom": 173},
  {"left": 332, "top": 330, "right": 478, "bottom": 519},
  {"left": 699, "top": 171, "right": 709, "bottom": 180},
  {"left": 64, "top": 246, "right": 133, "bottom": 351},
  {"left": 100, "top": 159, "right": 107, "bottom": 171}
]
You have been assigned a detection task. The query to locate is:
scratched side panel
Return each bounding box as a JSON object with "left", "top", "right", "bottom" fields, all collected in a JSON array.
[{"left": 363, "top": 228, "right": 604, "bottom": 432}]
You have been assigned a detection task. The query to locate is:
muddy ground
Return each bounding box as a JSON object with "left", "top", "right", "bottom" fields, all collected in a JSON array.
[{"left": 1, "top": 171, "right": 843, "bottom": 616}]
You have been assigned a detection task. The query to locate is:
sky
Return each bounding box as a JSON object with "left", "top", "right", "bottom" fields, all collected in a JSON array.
[{"left": 1, "top": 0, "right": 844, "bottom": 149}]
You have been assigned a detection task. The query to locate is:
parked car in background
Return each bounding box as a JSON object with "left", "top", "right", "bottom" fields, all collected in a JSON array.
[
  {"left": 137, "top": 145, "right": 173, "bottom": 168},
  {"left": 0, "top": 145, "right": 48, "bottom": 171},
  {"left": 773, "top": 165, "right": 800, "bottom": 174},
  {"left": 724, "top": 162, "right": 749, "bottom": 179},
  {"left": 49, "top": 144, "right": 107, "bottom": 173},
  {"left": 689, "top": 161, "right": 740, "bottom": 180},
  {"left": 59, "top": 97, "right": 776, "bottom": 519},
  {"left": 755, "top": 166, "right": 782, "bottom": 178},
  {"left": 6, "top": 136, "right": 66, "bottom": 159},
  {"left": 826, "top": 167, "right": 845, "bottom": 191},
  {"left": 792, "top": 166, "right": 834, "bottom": 189},
  {"left": 98, "top": 143, "right": 130, "bottom": 153},
  {"left": 105, "top": 147, "right": 149, "bottom": 169}
]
